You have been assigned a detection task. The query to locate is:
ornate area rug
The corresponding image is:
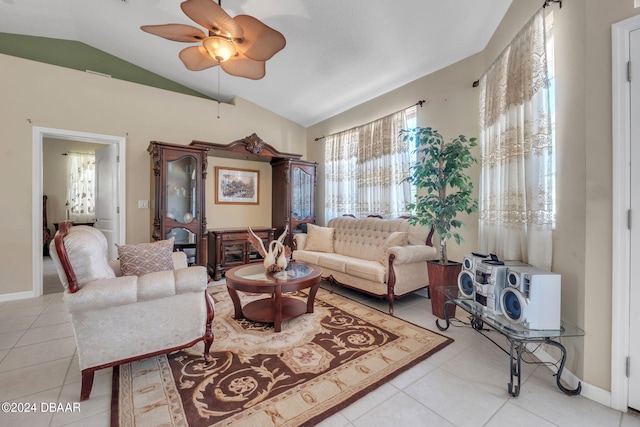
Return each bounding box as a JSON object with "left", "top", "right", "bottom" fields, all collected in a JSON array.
[{"left": 111, "top": 286, "right": 453, "bottom": 426}]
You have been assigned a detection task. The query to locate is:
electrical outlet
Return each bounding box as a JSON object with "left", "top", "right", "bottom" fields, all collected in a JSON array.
[{"left": 138, "top": 200, "right": 149, "bottom": 209}]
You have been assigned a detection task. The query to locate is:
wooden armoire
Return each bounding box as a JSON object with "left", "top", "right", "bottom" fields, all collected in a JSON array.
[{"left": 190, "top": 133, "right": 317, "bottom": 253}]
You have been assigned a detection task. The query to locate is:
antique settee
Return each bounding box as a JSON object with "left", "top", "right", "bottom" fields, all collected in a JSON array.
[
  {"left": 292, "top": 216, "right": 437, "bottom": 314},
  {"left": 49, "top": 222, "right": 214, "bottom": 400}
]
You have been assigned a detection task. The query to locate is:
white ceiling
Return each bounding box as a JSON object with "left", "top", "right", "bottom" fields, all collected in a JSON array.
[{"left": 0, "top": 0, "right": 512, "bottom": 127}]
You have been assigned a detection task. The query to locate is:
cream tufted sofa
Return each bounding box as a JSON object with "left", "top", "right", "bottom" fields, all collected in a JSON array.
[
  {"left": 292, "top": 216, "right": 437, "bottom": 314},
  {"left": 49, "top": 222, "right": 214, "bottom": 401}
]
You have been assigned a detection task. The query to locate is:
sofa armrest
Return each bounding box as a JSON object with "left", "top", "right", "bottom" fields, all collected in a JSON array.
[
  {"left": 387, "top": 245, "right": 438, "bottom": 265},
  {"left": 174, "top": 266, "right": 208, "bottom": 293},
  {"left": 293, "top": 233, "right": 308, "bottom": 250}
]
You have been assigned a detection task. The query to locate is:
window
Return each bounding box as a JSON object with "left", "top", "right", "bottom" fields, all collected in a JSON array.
[
  {"left": 324, "top": 106, "right": 416, "bottom": 220},
  {"left": 477, "top": 9, "right": 555, "bottom": 270},
  {"left": 66, "top": 153, "right": 95, "bottom": 223}
]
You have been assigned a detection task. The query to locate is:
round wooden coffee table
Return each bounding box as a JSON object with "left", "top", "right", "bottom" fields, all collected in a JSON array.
[{"left": 224, "top": 262, "right": 323, "bottom": 332}]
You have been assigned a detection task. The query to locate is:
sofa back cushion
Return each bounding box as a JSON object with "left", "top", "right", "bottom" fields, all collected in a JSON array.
[{"left": 326, "top": 217, "right": 427, "bottom": 262}]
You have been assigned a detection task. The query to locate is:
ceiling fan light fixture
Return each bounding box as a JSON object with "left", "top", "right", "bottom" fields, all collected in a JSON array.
[
  {"left": 141, "top": 0, "right": 285, "bottom": 79},
  {"left": 203, "top": 36, "right": 236, "bottom": 62}
]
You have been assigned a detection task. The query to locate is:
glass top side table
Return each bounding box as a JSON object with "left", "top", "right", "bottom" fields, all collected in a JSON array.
[{"left": 434, "top": 286, "right": 584, "bottom": 397}]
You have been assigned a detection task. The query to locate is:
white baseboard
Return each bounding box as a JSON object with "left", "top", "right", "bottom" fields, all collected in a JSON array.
[
  {"left": 526, "top": 343, "right": 614, "bottom": 409},
  {"left": 0, "top": 291, "right": 36, "bottom": 302},
  {"left": 580, "top": 382, "right": 612, "bottom": 408}
]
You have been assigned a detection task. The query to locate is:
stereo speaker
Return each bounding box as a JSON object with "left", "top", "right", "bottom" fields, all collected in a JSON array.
[
  {"left": 501, "top": 265, "right": 561, "bottom": 330},
  {"left": 458, "top": 270, "right": 475, "bottom": 297}
]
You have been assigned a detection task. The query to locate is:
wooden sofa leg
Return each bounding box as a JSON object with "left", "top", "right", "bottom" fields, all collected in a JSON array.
[
  {"left": 388, "top": 297, "right": 395, "bottom": 316},
  {"left": 387, "top": 254, "right": 396, "bottom": 316},
  {"left": 80, "top": 370, "right": 95, "bottom": 401},
  {"left": 326, "top": 275, "right": 336, "bottom": 293},
  {"left": 203, "top": 292, "right": 215, "bottom": 363}
]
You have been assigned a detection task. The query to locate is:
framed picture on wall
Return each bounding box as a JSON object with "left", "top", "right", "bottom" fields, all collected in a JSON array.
[{"left": 215, "top": 167, "right": 260, "bottom": 205}]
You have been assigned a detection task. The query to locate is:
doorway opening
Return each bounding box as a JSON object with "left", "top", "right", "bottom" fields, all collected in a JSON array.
[{"left": 32, "top": 127, "right": 126, "bottom": 297}]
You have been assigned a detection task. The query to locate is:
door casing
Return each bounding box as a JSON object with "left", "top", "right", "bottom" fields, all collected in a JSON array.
[
  {"left": 611, "top": 13, "right": 640, "bottom": 412},
  {"left": 32, "top": 127, "right": 126, "bottom": 297}
]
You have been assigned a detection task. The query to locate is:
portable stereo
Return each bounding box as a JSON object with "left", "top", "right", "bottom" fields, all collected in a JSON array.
[
  {"left": 500, "top": 265, "right": 561, "bottom": 330},
  {"left": 474, "top": 259, "right": 529, "bottom": 315},
  {"left": 458, "top": 252, "right": 490, "bottom": 297}
]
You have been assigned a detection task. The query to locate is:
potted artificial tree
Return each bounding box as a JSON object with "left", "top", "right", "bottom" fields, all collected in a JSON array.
[{"left": 401, "top": 126, "right": 478, "bottom": 319}]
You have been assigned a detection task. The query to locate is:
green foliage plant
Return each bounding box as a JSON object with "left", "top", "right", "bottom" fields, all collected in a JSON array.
[{"left": 401, "top": 126, "right": 478, "bottom": 265}]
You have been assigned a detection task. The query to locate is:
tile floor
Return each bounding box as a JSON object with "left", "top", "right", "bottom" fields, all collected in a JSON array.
[{"left": 0, "top": 282, "right": 639, "bottom": 427}]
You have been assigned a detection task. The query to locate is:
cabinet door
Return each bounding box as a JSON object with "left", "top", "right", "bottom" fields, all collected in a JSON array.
[
  {"left": 222, "top": 241, "right": 244, "bottom": 266},
  {"left": 291, "top": 165, "right": 313, "bottom": 223},
  {"left": 246, "top": 237, "right": 269, "bottom": 263},
  {"left": 165, "top": 155, "right": 198, "bottom": 225}
]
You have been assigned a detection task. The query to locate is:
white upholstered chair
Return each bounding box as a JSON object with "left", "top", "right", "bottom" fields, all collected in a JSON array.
[{"left": 49, "top": 221, "right": 214, "bottom": 401}]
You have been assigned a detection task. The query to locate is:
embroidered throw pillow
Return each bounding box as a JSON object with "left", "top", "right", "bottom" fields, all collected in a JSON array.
[
  {"left": 116, "top": 237, "right": 175, "bottom": 276},
  {"left": 304, "top": 224, "right": 335, "bottom": 253}
]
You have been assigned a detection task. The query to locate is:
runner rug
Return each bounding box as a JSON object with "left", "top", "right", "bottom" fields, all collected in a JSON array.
[{"left": 111, "top": 286, "right": 453, "bottom": 426}]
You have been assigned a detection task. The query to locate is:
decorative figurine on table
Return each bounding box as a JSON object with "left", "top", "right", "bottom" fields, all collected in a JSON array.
[{"left": 248, "top": 225, "right": 291, "bottom": 272}]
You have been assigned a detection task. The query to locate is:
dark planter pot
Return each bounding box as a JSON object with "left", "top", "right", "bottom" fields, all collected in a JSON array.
[{"left": 427, "top": 260, "right": 462, "bottom": 319}]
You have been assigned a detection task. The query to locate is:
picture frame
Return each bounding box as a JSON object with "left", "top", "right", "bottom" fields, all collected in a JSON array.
[{"left": 215, "top": 167, "right": 260, "bottom": 205}]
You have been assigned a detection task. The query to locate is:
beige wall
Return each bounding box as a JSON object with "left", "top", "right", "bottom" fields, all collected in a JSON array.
[
  {"left": 0, "top": 53, "right": 306, "bottom": 296},
  {"left": 307, "top": 0, "right": 640, "bottom": 393},
  {"left": 307, "top": 51, "right": 484, "bottom": 267}
]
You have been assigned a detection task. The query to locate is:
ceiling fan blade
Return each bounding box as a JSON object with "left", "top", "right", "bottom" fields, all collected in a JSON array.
[
  {"left": 179, "top": 46, "right": 220, "bottom": 71},
  {"left": 220, "top": 55, "right": 266, "bottom": 80},
  {"left": 233, "top": 15, "right": 286, "bottom": 61},
  {"left": 141, "top": 24, "right": 207, "bottom": 42},
  {"left": 181, "top": 0, "right": 244, "bottom": 39}
]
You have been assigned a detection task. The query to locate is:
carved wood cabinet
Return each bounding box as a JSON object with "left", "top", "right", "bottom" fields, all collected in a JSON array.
[
  {"left": 271, "top": 159, "right": 317, "bottom": 248},
  {"left": 207, "top": 227, "right": 275, "bottom": 280},
  {"left": 148, "top": 142, "right": 209, "bottom": 266},
  {"left": 190, "top": 133, "right": 317, "bottom": 250}
]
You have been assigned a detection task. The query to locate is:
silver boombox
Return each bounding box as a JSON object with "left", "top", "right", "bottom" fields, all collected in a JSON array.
[{"left": 473, "top": 259, "right": 529, "bottom": 315}]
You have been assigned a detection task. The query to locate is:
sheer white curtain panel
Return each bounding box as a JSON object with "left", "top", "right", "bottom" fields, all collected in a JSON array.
[
  {"left": 478, "top": 9, "right": 555, "bottom": 270},
  {"left": 67, "top": 153, "right": 96, "bottom": 223},
  {"left": 324, "top": 109, "right": 413, "bottom": 220}
]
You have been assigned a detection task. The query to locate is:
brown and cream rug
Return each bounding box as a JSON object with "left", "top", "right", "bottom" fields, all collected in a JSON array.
[{"left": 111, "top": 286, "right": 453, "bottom": 426}]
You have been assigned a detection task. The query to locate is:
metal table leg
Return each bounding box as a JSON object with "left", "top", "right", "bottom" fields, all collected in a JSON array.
[
  {"left": 508, "top": 340, "right": 524, "bottom": 397},
  {"left": 544, "top": 339, "right": 582, "bottom": 396},
  {"left": 436, "top": 300, "right": 456, "bottom": 331}
]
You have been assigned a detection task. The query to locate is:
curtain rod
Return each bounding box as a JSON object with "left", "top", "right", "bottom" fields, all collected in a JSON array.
[
  {"left": 471, "top": 1, "right": 560, "bottom": 88},
  {"left": 314, "top": 100, "right": 425, "bottom": 142}
]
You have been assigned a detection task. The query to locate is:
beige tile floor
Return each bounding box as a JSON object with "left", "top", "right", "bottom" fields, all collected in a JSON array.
[{"left": 1, "top": 282, "right": 639, "bottom": 427}]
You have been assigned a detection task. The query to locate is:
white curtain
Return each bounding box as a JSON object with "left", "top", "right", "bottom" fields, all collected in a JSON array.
[
  {"left": 325, "top": 109, "right": 413, "bottom": 220},
  {"left": 478, "top": 9, "right": 555, "bottom": 270},
  {"left": 67, "top": 153, "right": 96, "bottom": 223}
]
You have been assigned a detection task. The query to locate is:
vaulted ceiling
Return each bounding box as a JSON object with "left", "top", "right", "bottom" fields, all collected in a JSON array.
[{"left": 0, "top": 0, "right": 512, "bottom": 126}]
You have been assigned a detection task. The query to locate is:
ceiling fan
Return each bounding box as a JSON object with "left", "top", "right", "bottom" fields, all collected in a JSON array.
[{"left": 141, "top": 0, "right": 286, "bottom": 80}]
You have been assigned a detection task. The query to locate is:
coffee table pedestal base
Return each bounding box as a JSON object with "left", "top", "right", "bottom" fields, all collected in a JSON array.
[{"left": 242, "top": 297, "right": 310, "bottom": 332}]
